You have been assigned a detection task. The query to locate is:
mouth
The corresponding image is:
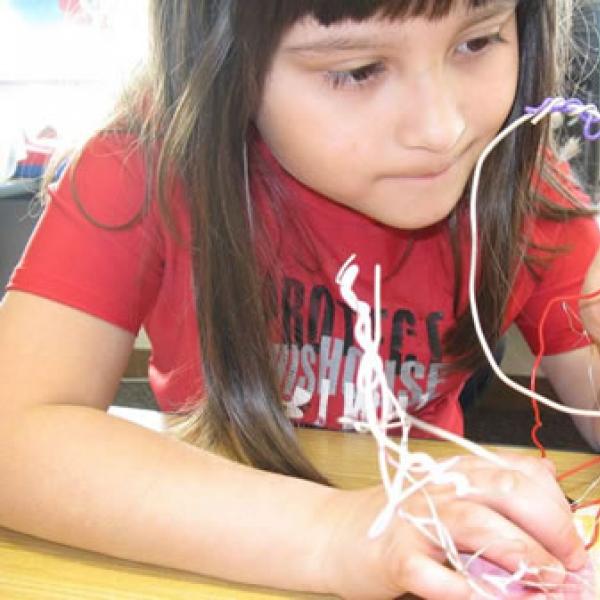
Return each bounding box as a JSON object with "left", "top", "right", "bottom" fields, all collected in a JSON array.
[
  {"left": 382, "top": 155, "right": 464, "bottom": 182},
  {"left": 384, "top": 162, "right": 454, "bottom": 182},
  {"left": 404, "top": 165, "right": 452, "bottom": 180},
  {"left": 382, "top": 146, "right": 472, "bottom": 182}
]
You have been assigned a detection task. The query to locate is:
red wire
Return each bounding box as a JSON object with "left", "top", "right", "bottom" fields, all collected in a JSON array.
[
  {"left": 529, "top": 297, "right": 557, "bottom": 457},
  {"left": 531, "top": 287, "right": 600, "bottom": 548},
  {"left": 572, "top": 498, "right": 600, "bottom": 511},
  {"left": 530, "top": 287, "right": 600, "bottom": 457},
  {"left": 557, "top": 456, "right": 600, "bottom": 482}
]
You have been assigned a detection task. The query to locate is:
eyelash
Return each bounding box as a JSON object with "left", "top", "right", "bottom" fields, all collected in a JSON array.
[
  {"left": 456, "top": 32, "right": 506, "bottom": 55},
  {"left": 324, "top": 32, "right": 506, "bottom": 91},
  {"left": 325, "top": 62, "right": 386, "bottom": 90}
]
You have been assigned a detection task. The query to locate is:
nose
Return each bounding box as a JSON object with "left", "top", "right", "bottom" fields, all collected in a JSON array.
[{"left": 396, "top": 72, "right": 466, "bottom": 155}]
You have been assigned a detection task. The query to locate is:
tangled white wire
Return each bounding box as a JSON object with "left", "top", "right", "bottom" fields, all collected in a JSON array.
[{"left": 337, "top": 96, "right": 600, "bottom": 598}]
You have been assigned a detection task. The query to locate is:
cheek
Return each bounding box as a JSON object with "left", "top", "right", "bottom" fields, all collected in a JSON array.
[
  {"left": 466, "top": 39, "right": 519, "bottom": 133},
  {"left": 472, "top": 64, "right": 519, "bottom": 135},
  {"left": 258, "top": 67, "right": 367, "bottom": 159},
  {"left": 257, "top": 89, "right": 363, "bottom": 185},
  {"left": 257, "top": 82, "right": 309, "bottom": 161}
]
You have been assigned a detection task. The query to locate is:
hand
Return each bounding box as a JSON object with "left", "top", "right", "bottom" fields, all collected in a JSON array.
[
  {"left": 580, "top": 245, "right": 600, "bottom": 342},
  {"left": 318, "top": 453, "right": 586, "bottom": 600}
]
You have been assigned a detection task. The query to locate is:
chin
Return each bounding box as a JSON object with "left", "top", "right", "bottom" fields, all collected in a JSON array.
[
  {"left": 357, "top": 190, "right": 461, "bottom": 230},
  {"left": 376, "top": 208, "right": 454, "bottom": 230}
]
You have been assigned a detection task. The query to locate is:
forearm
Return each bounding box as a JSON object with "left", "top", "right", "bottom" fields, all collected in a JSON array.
[
  {"left": 542, "top": 347, "right": 600, "bottom": 451},
  {"left": 0, "top": 405, "right": 336, "bottom": 594}
]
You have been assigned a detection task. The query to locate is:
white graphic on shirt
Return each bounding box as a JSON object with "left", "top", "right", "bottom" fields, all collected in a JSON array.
[
  {"left": 275, "top": 337, "right": 442, "bottom": 428},
  {"left": 274, "top": 275, "right": 445, "bottom": 427}
]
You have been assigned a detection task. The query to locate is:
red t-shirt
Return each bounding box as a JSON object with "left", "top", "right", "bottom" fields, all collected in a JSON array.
[{"left": 8, "top": 133, "right": 600, "bottom": 436}]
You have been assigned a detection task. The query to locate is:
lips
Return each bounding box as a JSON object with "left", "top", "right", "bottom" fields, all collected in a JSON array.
[
  {"left": 382, "top": 143, "right": 474, "bottom": 181},
  {"left": 389, "top": 162, "right": 454, "bottom": 180},
  {"left": 384, "top": 151, "right": 468, "bottom": 180},
  {"left": 405, "top": 165, "right": 452, "bottom": 178}
]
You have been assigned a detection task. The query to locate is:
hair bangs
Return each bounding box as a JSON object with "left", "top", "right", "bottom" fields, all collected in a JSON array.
[{"left": 266, "top": 0, "right": 498, "bottom": 28}]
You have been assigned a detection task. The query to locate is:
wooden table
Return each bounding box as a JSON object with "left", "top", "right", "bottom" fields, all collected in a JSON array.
[{"left": 1, "top": 409, "right": 599, "bottom": 599}]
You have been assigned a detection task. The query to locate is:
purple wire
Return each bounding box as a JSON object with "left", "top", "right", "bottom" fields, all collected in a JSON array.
[{"left": 525, "top": 97, "right": 600, "bottom": 141}]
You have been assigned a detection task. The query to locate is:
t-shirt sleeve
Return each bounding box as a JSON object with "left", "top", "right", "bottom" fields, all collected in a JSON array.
[
  {"left": 7, "top": 134, "right": 164, "bottom": 334},
  {"left": 515, "top": 210, "right": 600, "bottom": 356}
]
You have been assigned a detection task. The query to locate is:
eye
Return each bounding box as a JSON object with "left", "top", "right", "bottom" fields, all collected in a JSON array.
[
  {"left": 456, "top": 32, "right": 504, "bottom": 55},
  {"left": 325, "top": 62, "right": 385, "bottom": 90}
]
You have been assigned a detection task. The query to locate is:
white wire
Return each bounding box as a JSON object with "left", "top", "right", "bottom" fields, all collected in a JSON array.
[
  {"left": 337, "top": 256, "right": 539, "bottom": 594},
  {"left": 334, "top": 96, "right": 600, "bottom": 596},
  {"left": 468, "top": 99, "right": 600, "bottom": 418},
  {"left": 336, "top": 258, "right": 508, "bottom": 467}
]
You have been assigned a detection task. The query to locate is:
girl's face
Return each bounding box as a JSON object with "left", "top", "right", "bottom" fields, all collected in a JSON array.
[{"left": 256, "top": 0, "right": 519, "bottom": 229}]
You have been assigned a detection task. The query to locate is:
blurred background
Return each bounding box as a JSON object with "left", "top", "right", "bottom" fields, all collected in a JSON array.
[
  {"left": 566, "top": 0, "right": 600, "bottom": 195},
  {"left": 0, "top": 0, "right": 148, "bottom": 290},
  {"left": 0, "top": 0, "right": 148, "bottom": 180}
]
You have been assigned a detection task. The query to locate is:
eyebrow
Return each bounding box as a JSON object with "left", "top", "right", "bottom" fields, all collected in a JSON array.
[{"left": 283, "top": 0, "right": 517, "bottom": 55}]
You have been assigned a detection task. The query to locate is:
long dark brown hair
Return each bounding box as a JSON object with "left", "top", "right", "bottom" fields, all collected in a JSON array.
[{"left": 77, "top": 0, "right": 593, "bottom": 481}]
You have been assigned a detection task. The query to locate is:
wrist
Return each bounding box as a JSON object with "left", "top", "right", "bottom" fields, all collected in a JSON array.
[
  {"left": 306, "top": 487, "right": 349, "bottom": 596},
  {"left": 312, "top": 487, "right": 385, "bottom": 598}
]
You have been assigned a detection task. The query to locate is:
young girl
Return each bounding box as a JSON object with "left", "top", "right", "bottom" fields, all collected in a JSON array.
[{"left": 1, "top": 0, "right": 598, "bottom": 597}]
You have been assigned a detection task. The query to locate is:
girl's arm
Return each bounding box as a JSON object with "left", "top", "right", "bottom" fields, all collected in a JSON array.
[
  {"left": 0, "top": 290, "right": 334, "bottom": 593},
  {"left": 0, "top": 291, "right": 586, "bottom": 600},
  {"left": 545, "top": 244, "right": 600, "bottom": 450},
  {"left": 541, "top": 347, "right": 600, "bottom": 450}
]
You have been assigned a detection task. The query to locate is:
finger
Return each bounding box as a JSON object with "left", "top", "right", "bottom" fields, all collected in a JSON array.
[
  {"left": 400, "top": 553, "right": 474, "bottom": 600},
  {"left": 501, "top": 454, "right": 565, "bottom": 503},
  {"left": 450, "top": 454, "right": 571, "bottom": 534},
  {"left": 462, "top": 463, "right": 586, "bottom": 571},
  {"left": 442, "top": 500, "right": 568, "bottom": 586},
  {"left": 464, "top": 453, "right": 566, "bottom": 508},
  {"left": 540, "top": 457, "right": 557, "bottom": 478}
]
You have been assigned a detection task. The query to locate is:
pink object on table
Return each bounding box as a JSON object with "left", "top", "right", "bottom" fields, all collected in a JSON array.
[{"left": 461, "top": 554, "right": 596, "bottom": 599}]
